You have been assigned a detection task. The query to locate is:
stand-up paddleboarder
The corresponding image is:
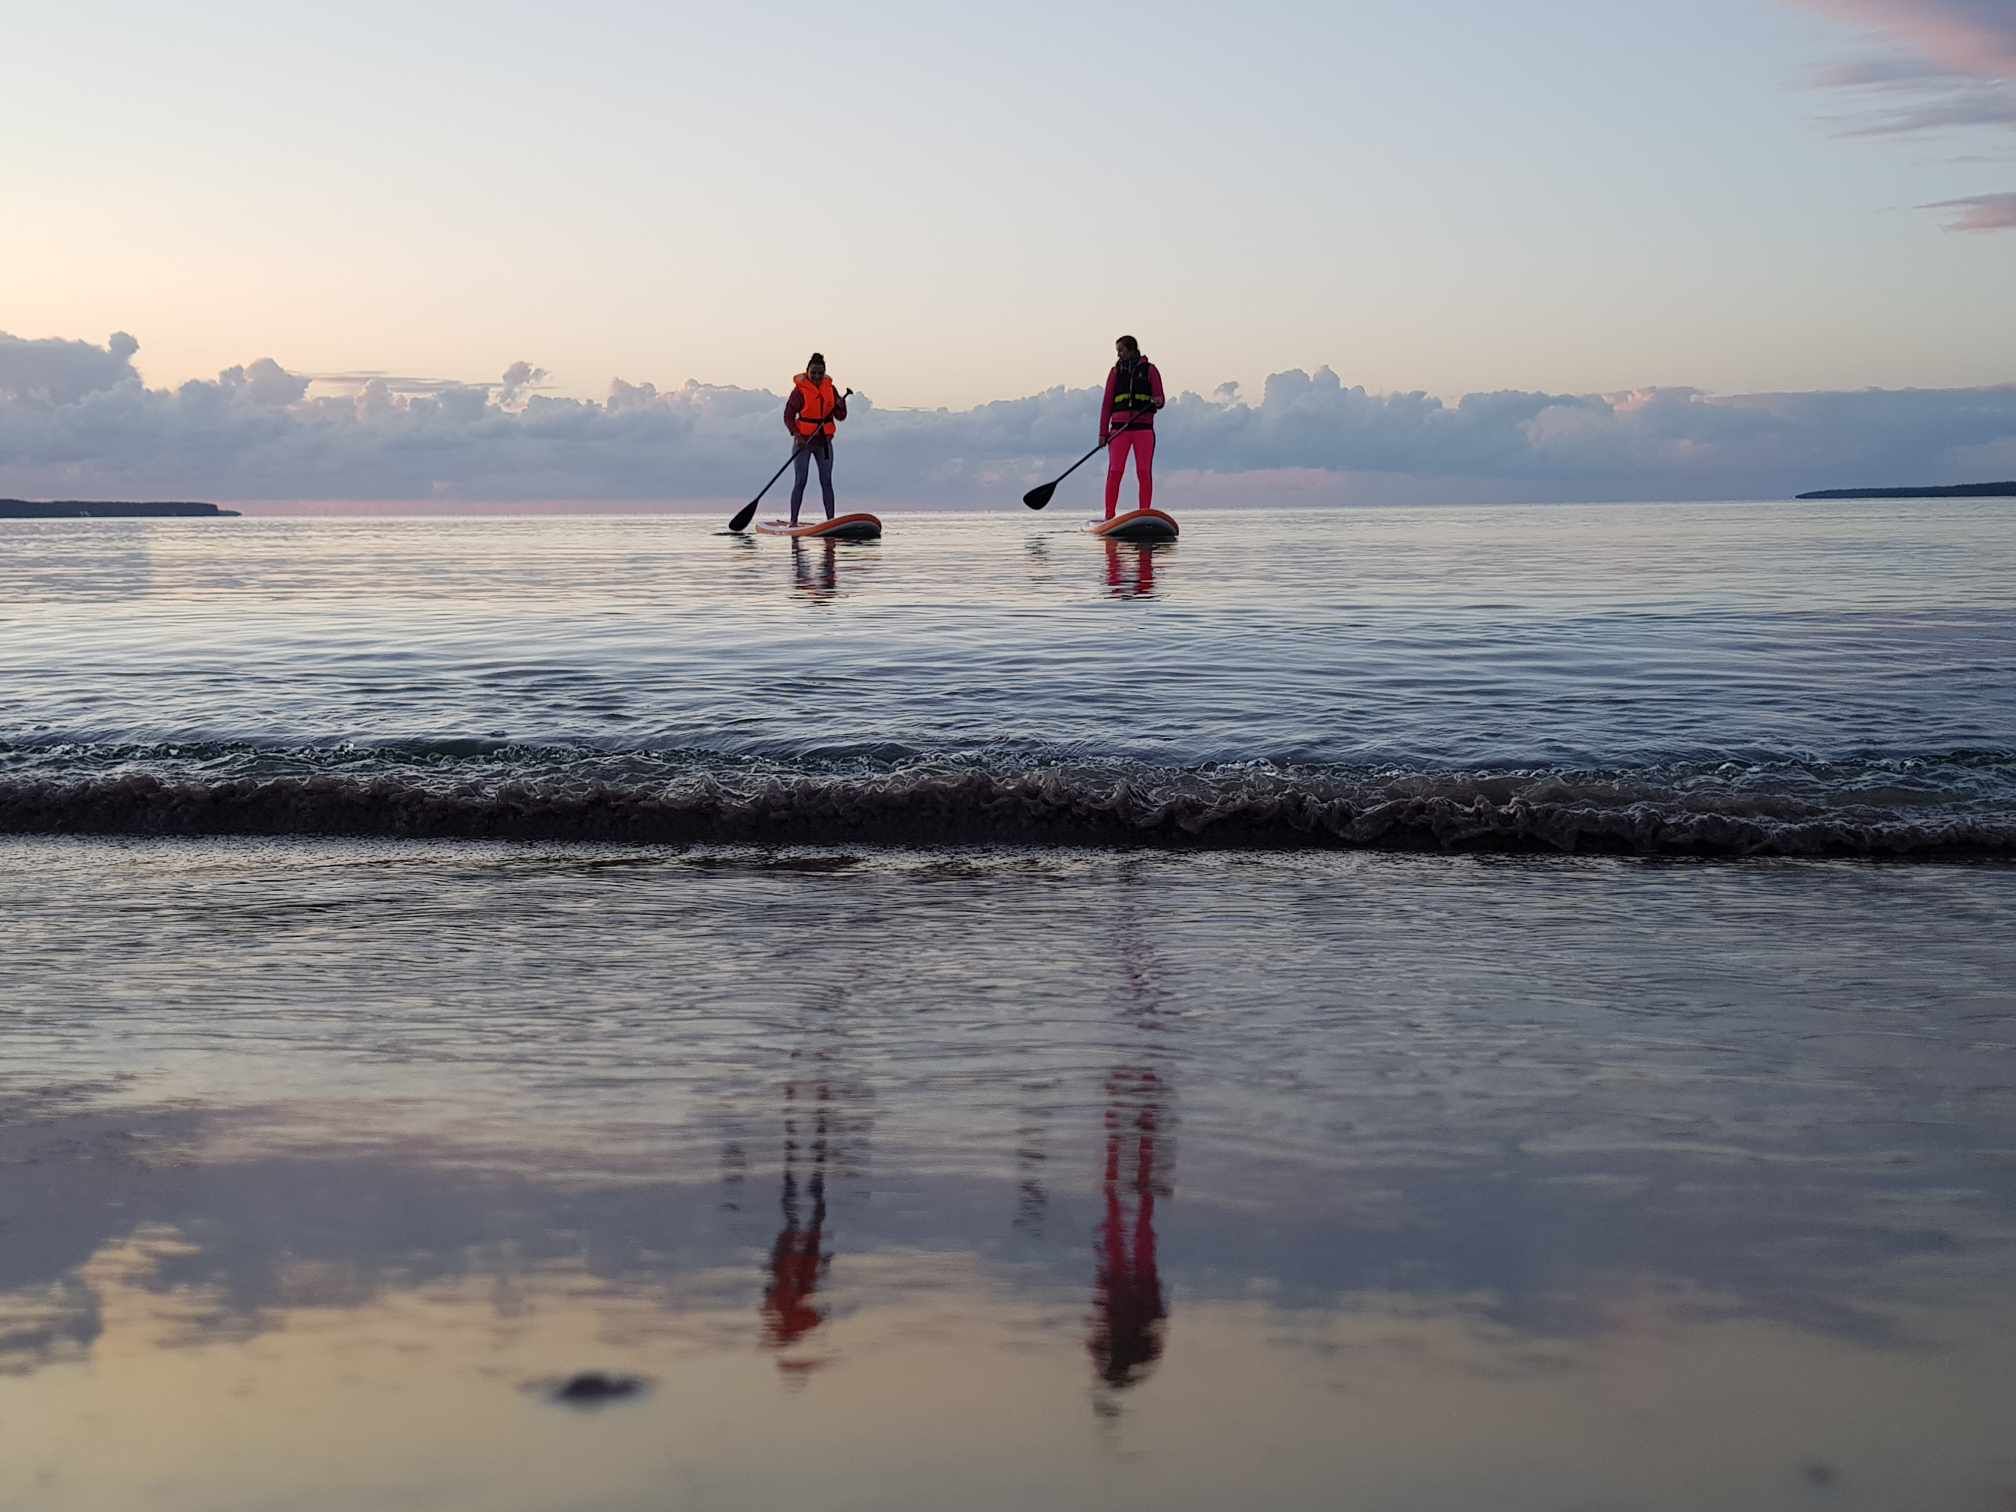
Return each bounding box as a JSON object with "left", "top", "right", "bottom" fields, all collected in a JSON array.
[
  {"left": 784, "top": 353, "right": 849, "bottom": 525},
  {"left": 1099, "top": 336, "right": 1164, "bottom": 519}
]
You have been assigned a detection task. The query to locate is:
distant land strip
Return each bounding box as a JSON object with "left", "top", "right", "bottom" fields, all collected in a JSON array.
[
  {"left": 0, "top": 500, "right": 239, "bottom": 519},
  {"left": 1795, "top": 482, "right": 2016, "bottom": 500}
]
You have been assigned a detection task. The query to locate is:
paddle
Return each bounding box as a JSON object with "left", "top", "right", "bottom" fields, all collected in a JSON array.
[
  {"left": 1021, "top": 418, "right": 1156, "bottom": 511},
  {"left": 729, "top": 386, "right": 853, "bottom": 533}
]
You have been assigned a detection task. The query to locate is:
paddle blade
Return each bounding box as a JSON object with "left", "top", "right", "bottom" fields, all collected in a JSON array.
[
  {"left": 1022, "top": 481, "right": 1057, "bottom": 511},
  {"left": 728, "top": 499, "right": 759, "bottom": 533}
]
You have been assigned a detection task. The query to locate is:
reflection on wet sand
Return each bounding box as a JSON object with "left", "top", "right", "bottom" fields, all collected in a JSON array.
[
  {"left": 6, "top": 844, "right": 2016, "bottom": 1509},
  {"left": 1090, "top": 1067, "right": 1167, "bottom": 1391},
  {"left": 763, "top": 1074, "right": 832, "bottom": 1370},
  {"left": 7, "top": 1186, "right": 2015, "bottom": 1512},
  {"left": 3, "top": 1077, "right": 2016, "bottom": 1509},
  {"left": 1091, "top": 904, "right": 1172, "bottom": 1397},
  {"left": 1013, "top": 1087, "right": 1050, "bottom": 1238}
]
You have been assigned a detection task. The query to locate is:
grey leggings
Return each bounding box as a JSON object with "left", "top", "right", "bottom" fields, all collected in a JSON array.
[{"left": 790, "top": 439, "right": 835, "bottom": 521}]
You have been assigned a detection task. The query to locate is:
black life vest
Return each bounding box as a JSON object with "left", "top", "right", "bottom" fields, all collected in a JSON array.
[{"left": 1111, "top": 356, "right": 1156, "bottom": 413}]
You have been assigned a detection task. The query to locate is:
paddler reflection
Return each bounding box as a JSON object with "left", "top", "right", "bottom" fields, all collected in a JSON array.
[
  {"left": 1090, "top": 1066, "right": 1168, "bottom": 1389},
  {"left": 1088, "top": 919, "right": 1171, "bottom": 1393},
  {"left": 1102, "top": 540, "right": 1160, "bottom": 599},
  {"left": 762, "top": 1074, "right": 833, "bottom": 1372},
  {"left": 790, "top": 537, "right": 838, "bottom": 603}
]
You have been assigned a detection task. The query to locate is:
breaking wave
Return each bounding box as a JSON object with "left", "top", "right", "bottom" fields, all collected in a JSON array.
[{"left": 1, "top": 741, "right": 2011, "bottom": 858}]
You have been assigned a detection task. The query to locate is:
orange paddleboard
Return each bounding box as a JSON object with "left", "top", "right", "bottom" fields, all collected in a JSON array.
[
  {"left": 1087, "top": 508, "right": 1178, "bottom": 541},
  {"left": 755, "top": 512, "right": 883, "bottom": 540}
]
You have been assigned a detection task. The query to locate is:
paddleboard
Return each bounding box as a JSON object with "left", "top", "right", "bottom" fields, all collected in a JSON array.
[
  {"left": 755, "top": 512, "right": 883, "bottom": 540},
  {"left": 1088, "top": 508, "right": 1178, "bottom": 541}
]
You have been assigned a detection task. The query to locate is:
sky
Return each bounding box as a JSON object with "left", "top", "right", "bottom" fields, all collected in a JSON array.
[{"left": 3, "top": 0, "right": 2014, "bottom": 504}]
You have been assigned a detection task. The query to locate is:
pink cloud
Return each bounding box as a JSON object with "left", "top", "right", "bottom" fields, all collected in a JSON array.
[
  {"left": 1792, "top": 0, "right": 2015, "bottom": 227},
  {"left": 1791, "top": 0, "right": 2016, "bottom": 79},
  {"left": 1918, "top": 191, "right": 2016, "bottom": 229}
]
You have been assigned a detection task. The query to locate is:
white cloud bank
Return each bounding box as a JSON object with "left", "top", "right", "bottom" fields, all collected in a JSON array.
[{"left": 3, "top": 330, "right": 2013, "bottom": 506}]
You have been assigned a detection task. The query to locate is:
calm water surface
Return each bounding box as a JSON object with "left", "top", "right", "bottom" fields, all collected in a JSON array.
[
  {"left": 2, "top": 502, "right": 2013, "bottom": 1509},
  {"left": 1, "top": 503, "right": 2012, "bottom": 852}
]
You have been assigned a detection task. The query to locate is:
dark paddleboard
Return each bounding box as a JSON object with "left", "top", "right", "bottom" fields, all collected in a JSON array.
[
  {"left": 755, "top": 512, "right": 883, "bottom": 540},
  {"left": 1088, "top": 508, "right": 1178, "bottom": 541}
]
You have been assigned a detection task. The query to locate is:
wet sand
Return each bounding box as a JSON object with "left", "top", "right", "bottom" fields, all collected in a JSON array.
[{"left": 4, "top": 838, "right": 2014, "bottom": 1510}]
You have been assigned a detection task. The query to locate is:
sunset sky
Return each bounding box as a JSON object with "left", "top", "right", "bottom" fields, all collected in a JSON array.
[{"left": 4, "top": 0, "right": 2013, "bottom": 502}]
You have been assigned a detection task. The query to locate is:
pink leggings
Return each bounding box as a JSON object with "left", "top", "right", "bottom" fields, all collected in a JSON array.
[{"left": 1105, "top": 428, "right": 1155, "bottom": 516}]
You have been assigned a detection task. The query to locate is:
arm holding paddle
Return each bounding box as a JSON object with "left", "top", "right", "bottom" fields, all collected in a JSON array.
[{"left": 1021, "top": 418, "right": 1158, "bottom": 512}]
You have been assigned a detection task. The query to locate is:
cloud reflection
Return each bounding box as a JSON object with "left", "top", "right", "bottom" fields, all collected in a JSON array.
[{"left": 1, "top": 1076, "right": 2013, "bottom": 1508}]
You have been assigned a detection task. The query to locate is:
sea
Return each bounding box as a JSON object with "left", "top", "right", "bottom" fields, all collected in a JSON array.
[{"left": 2, "top": 500, "right": 2014, "bottom": 1511}]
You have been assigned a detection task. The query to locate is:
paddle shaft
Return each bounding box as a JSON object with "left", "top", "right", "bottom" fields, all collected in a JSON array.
[
  {"left": 730, "top": 386, "right": 851, "bottom": 532},
  {"left": 1070, "top": 417, "right": 1158, "bottom": 482},
  {"left": 1023, "top": 415, "right": 1158, "bottom": 510}
]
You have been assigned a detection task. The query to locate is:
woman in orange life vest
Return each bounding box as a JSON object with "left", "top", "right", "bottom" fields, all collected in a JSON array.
[
  {"left": 783, "top": 352, "right": 849, "bottom": 525},
  {"left": 1098, "top": 335, "right": 1165, "bottom": 519}
]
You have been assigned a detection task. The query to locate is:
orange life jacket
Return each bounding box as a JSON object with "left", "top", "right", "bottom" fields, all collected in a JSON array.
[{"left": 793, "top": 373, "right": 839, "bottom": 437}]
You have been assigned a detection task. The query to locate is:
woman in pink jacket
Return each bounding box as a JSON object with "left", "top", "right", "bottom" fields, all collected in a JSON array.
[{"left": 1098, "top": 335, "right": 1165, "bottom": 518}]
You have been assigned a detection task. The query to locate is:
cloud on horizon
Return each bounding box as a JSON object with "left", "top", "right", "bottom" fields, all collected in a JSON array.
[
  {"left": 1791, "top": 0, "right": 2016, "bottom": 228},
  {"left": 2, "top": 331, "right": 2013, "bottom": 507}
]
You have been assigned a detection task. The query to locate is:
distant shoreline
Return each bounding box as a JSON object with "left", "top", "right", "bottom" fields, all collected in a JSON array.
[
  {"left": 4, "top": 491, "right": 2010, "bottom": 517},
  {"left": 0, "top": 500, "right": 239, "bottom": 519},
  {"left": 1795, "top": 482, "right": 2015, "bottom": 500}
]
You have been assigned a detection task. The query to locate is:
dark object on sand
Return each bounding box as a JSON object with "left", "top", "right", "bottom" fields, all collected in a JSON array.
[
  {"left": 0, "top": 499, "right": 241, "bottom": 519},
  {"left": 549, "top": 1371, "right": 649, "bottom": 1406},
  {"left": 1795, "top": 481, "right": 2015, "bottom": 500}
]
